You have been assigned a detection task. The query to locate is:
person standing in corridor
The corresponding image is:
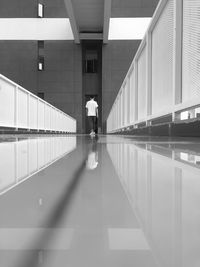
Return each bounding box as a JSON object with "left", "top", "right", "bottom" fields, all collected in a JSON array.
[{"left": 86, "top": 96, "right": 98, "bottom": 136}]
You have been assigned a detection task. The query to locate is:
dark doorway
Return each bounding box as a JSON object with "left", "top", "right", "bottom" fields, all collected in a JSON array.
[
  {"left": 82, "top": 41, "right": 102, "bottom": 134},
  {"left": 85, "top": 95, "right": 98, "bottom": 134}
]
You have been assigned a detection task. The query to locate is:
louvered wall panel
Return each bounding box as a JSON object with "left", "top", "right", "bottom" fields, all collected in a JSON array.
[
  {"left": 127, "top": 77, "right": 131, "bottom": 125},
  {"left": 116, "top": 100, "right": 119, "bottom": 129},
  {"left": 182, "top": 0, "right": 200, "bottom": 102},
  {"left": 118, "top": 97, "right": 120, "bottom": 129},
  {"left": 152, "top": 0, "right": 174, "bottom": 115},
  {"left": 130, "top": 68, "right": 136, "bottom": 123},
  {"left": 123, "top": 82, "right": 128, "bottom": 126},
  {"left": 138, "top": 46, "right": 147, "bottom": 120},
  {"left": 113, "top": 105, "right": 115, "bottom": 130},
  {"left": 119, "top": 92, "right": 122, "bottom": 128},
  {"left": 122, "top": 87, "right": 126, "bottom": 126}
]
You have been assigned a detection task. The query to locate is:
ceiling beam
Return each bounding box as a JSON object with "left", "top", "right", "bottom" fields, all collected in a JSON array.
[
  {"left": 79, "top": 33, "right": 103, "bottom": 40},
  {"left": 64, "top": 0, "right": 80, "bottom": 44},
  {"left": 103, "top": 0, "right": 112, "bottom": 44}
]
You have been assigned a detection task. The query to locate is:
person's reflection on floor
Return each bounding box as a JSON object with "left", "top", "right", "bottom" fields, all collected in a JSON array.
[{"left": 86, "top": 136, "right": 98, "bottom": 170}]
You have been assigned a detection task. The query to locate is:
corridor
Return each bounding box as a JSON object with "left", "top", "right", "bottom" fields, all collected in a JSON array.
[{"left": 0, "top": 135, "right": 199, "bottom": 267}]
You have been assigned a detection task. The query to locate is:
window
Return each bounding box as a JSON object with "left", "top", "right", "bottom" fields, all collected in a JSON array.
[
  {"left": 38, "top": 41, "right": 44, "bottom": 71},
  {"left": 38, "top": 56, "right": 44, "bottom": 71},
  {"left": 85, "top": 59, "right": 98, "bottom": 73},
  {"left": 38, "top": 3, "right": 44, "bottom": 18},
  {"left": 84, "top": 50, "right": 98, "bottom": 73}
]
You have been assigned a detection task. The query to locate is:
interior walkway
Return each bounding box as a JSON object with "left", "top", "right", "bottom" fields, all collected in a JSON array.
[{"left": 0, "top": 134, "right": 200, "bottom": 267}]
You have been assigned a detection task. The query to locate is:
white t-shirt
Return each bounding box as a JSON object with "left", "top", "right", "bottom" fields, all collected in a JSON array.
[
  {"left": 86, "top": 99, "right": 98, "bottom": 116},
  {"left": 86, "top": 152, "right": 98, "bottom": 170}
]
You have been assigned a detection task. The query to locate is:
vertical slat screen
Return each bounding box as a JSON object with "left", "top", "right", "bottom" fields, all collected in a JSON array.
[
  {"left": 152, "top": 0, "right": 174, "bottom": 115},
  {"left": 127, "top": 77, "right": 131, "bottom": 125},
  {"left": 138, "top": 46, "right": 147, "bottom": 120},
  {"left": 119, "top": 93, "right": 122, "bottom": 128},
  {"left": 123, "top": 83, "right": 127, "bottom": 126},
  {"left": 0, "top": 75, "right": 76, "bottom": 132},
  {"left": 0, "top": 79, "right": 15, "bottom": 127},
  {"left": 29, "top": 96, "right": 37, "bottom": 129},
  {"left": 130, "top": 68, "right": 136, "bottom": 123},
  {"left": 122, "top": 89, "right": 125, "bottom": 127},
  {"left": 117, "top": 99, "right": 119, "bottom": 129},
  {"left": 182, "top": 0, "right": 200, "bottom": 102},
  {"left": 18, "top": 90, "right": 28, "bottom": 128}
]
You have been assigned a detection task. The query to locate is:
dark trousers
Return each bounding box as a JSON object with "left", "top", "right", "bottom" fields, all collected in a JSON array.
[{"left": 88, "top": 116, "right": 97, "bottom": 133}]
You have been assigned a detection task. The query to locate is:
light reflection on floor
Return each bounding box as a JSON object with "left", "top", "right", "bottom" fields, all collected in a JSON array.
[
  {"left": 0, "top": 136, "right": 77, "bottom": 195},
  {"left": 0, "top": 134, "right": 200, "bottom": 267}
]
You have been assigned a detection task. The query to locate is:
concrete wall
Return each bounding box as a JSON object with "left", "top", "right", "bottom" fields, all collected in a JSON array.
[
  {"left": 111, "top": 0, "right": 159, "bottom": 17},
  {"left": 0, "top": 0, "right": 37, "bottom": 17},
  {"left": 102, "top": 40, "right": 141, "bottom": 131},
  {"left": 44, "top": 0, "right": 68, "bottom": 18},
  {"left": 0, "top": 0, "right": 67, "bottom": 18},
  {"left": 38, "top": 41, "right": 82, "bottom": 133},
  {"left": 0, "top": 41, "right": 38, "bottom": 94}
]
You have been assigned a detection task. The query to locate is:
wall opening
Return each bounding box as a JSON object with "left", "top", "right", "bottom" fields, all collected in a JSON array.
[{"left": 82, "top": 41, "right": 102, "bottom": 134}]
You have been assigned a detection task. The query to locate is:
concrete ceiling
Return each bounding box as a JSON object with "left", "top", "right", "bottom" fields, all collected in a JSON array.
[
  {"left": 72, "top": 0, "right": 104, "bottom": 33},
  {"left": 111, "top": 0, "right": 159, "bottom": 17},
  {"left": 64, "top": 0, "right": 159, "bottom": 43}
]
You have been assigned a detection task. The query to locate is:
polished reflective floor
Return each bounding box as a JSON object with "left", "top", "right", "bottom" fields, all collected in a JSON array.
[{"left": 0, "top": 134, "right": 200, "bottom": 267}]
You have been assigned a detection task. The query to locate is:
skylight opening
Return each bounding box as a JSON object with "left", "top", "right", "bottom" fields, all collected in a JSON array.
[
  {"left": 0, "top": 19, "right": 74, "bottom": 40},
  {"left": 108, "top": 18, "right": 152, "bottom": 40}
]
